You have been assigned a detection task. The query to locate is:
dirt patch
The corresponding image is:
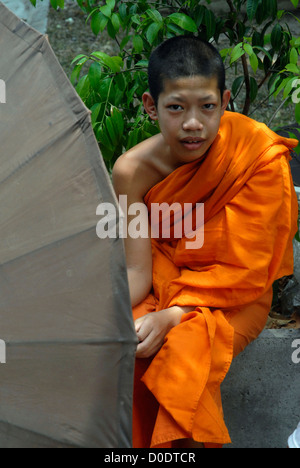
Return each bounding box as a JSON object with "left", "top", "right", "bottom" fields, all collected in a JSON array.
[{"left": 46, "top": 1, "right": 118, "bottom": 77}]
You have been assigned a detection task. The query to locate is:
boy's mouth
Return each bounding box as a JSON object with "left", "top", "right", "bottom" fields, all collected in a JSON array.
[{"left": 180, "top": 137, "right": 206, "bottom": 151}]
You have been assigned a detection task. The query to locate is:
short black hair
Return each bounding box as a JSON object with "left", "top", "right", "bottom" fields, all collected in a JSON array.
[{"left": 148, "top": 35, "right": 226, "bottom": 106}]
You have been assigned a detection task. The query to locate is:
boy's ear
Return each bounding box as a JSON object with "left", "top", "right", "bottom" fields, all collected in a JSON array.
[
  {"left": 142, "top": 92, "right": 159, "bottom": 121},
  {"left": 221, "top": 89, "right": 231, "bottom": 114}
]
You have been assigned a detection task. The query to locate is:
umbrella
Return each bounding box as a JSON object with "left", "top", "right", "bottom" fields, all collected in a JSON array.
[{"left": 0, "top": 2, "right": 137, "bottom": 448}]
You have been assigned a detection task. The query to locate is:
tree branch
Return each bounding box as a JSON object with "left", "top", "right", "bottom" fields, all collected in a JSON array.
[
  {"left": 241, "top": 54, "right": 251, "bottom": 115},
  {"left": 267, "top": 96, "right": 290, "bottom": 127},
  {"left": 226, "top": 0, "right": 235, "bottom": 13}
]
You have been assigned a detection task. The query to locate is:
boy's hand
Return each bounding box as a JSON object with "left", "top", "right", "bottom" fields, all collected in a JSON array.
[{"left": 135, "top": 306, "right": 194, "bottom": 359}]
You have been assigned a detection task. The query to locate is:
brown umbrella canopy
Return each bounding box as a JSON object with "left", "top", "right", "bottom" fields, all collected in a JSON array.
[{"left": 0, "top": 2, "right": 136, "bottom": 448}]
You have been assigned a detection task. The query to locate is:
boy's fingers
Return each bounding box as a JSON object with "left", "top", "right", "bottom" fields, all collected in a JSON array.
[
  {"left": 136, "top": 332, "right": 155, "bottom": 358},
  {"left": 135, "top": 318, "right": 151, "bottom": 342},
  {"left": 134, "top": 315, "right": 148, "bottom": 333}
]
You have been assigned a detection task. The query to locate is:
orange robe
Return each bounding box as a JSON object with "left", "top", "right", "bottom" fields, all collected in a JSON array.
[{"left": 132, "top": 111, "right": 298, "bottom": 448}]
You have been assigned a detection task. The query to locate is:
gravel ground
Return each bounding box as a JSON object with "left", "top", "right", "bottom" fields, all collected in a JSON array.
[{"left": 46, "top": 1, "right": 299, "bottom": 128}]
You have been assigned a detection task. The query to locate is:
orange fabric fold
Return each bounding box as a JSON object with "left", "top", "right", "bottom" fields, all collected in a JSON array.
[{"left": 132, "top": 112, "right": 298, "bottom": 448}]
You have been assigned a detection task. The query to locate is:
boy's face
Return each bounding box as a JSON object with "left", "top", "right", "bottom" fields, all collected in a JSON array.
[{"left": 143, "top": 75, "right": 231, "bottom": 165}]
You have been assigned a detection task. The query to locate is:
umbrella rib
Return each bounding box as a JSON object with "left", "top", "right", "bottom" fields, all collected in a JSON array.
[
  {"left": 0, "top": 420, "right": 77, "bottom": 448},
  {"left": 0, "top": 116, "right": 90, "bottom": 188},
  {"left": 0, "top": 225, "right": 99, "bottom": 268},
  {"left": 5, "top": 338, "right": 137, "bottom": 345}
]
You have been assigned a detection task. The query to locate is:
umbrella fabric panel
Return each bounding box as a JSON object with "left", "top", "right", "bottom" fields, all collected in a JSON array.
[
  {"left": 0, "top": 2, "right": 136, "bottom": 447},
  {"left": 0, "top": 229, "right": 132, "bottom": 343},
  {"left": 0, "top": 342, "right": 135, "bottom": 448}
]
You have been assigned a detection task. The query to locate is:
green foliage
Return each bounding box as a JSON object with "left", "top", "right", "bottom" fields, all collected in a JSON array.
[
  {"left": 30, "top": 0, "right": 65, "bottom": 8},
  {"left": 29, "top": 0, "right": 300, "bottom": 171}
]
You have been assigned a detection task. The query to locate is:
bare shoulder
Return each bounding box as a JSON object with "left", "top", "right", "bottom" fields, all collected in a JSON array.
[{"left": 112, "top": 134, "right": 168, "bottom": 200}]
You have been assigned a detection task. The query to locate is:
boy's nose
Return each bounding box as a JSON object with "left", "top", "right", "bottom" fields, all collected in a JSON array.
[{"left": 182, "top": 117, "right": 204, "bottom": 132}]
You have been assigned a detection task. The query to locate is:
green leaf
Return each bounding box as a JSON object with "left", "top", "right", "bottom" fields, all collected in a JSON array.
[
  {"left": 232, "top": 76, "right": 244, "bottom": 97},
  {"left": 220, "top": 48, "right": 231, "bottom": 60},
  {"left": 105, "top": 115, "right": 117, "bottom": 143},
  {"left": 249, "top": 53, "right": 259, "bottom": 73},
  {"left": 88, "top": 62, "right": 102, "bottom": 91},
  {"left": 194, "top": 5, "right": 205, "bottom": 28},
  {"left": 267, "top": 0, "right": 278, "bottom": 19},
  {"left": 70, "top": 63, "right": 84, "bottom": 85},
  {"left": 91, "top": 52, "right": 123, "bottom": 72},
  {"left": 71, "top": 54, "right": 87, "bottom": 65},
  {"left": 111, "top": 106, "right": 124, "bottom": 137},
  {"left": 249, "top": 76, "right": 258, "bottom": 102},
  {"left": 111, "top": 13, "right": 121, "bottom": 32},
  {"left": 283, "top": 76, "right": 298, "bottom": 99},
  {"left": 98, "top": 77, "right": 111, "bottom": 101},
  {"left": 268, "top": 73, "right": 281, "bottom": 93},
  {"left": 135, "top": 60, "right": 149, "bottom": 68},
  {"left": 285, "top": 63, "right": 300, "bottom": 73},
  {"left": 230, "top": 43, "right": 245, "bottom": 64},
  {"left": 91, "top": 103, "right": 104, "bottom": 126},
  {"left": 273, "top": 77, "right": 289, "bottom": 98},
  {"left": 120, "top": 35, "right": 131, "bottom": 51},
  {"left": 290, "top": 0, "right": 299, "bottom": 7},
  {"left": 126, "top": 128, "right": 140, "bottom": 150},
  {"left": 146, "top": 9, "right": 163, "bottom": 24},
  {"left": 252, "top": 31, "right": 263, "bottom": 48},
  {"left": 133, "top": 35, "right": 144, "bottom": 54},
  {"left": 100, "top": 4, "right": 113, "bottom": 18},
  {"left": 204, "top": 9, "right": 216, "bottom": 38},
  {"left": 119, "top": 3, "right": 127, "bottom": 20},
  {"left": 107, "top": 19, "right": 117, "bottom": 39},
  {"left": 146, "top": 22, "right": 162, "bottom": 45},
  {"left": 50, "top": 0, "right": 62, "bottom": 9},
  {"left": 244, "top": 43, "right": 254, "bottom": 56},
  {"left": 76, "top": 75, "right": 90, "bottom": 100},
  {"left": 100, "top": 144, "right": 114, "bottom": 164},
  {"left": 252, "top": 46, "right": 272, "bottom": 62},
  {"left": 290, "top": 47, "right": 299, "bottom": 65},
  {"left": 166, "top": 23, "right": 184, "bottom": 36},
  {"left": 91, "top": 12, "right": 109, "bottom": 35},
  {"left": 106, "top": 0, "right": 116, "bottom": 10},
  {"left": 131, "top": 14, "right": 141, "bottom": 26},
  {"left": 247, "top": 0, "right": 259, "bottom": 21},
  {"left": 115, "top": 73, "right": 127, "bottom": 92},
  {"left": 168, "top": 13, "right": 197, "bottom": 33},
  {"left": 97, "top": 124, "right": 115, "bottom": 155},
  {"left": 271, "top": 24, "right": 283, "bottom": 51},
  {"left": 277, "top": 10, "right": 285, "bottom": 20}
]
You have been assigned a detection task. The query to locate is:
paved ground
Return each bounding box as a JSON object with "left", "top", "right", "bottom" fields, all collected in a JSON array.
[
  {"left": 222, "top": 329, "right": 300, "bottom": 448},
  {"left": 1, "top": 0, "right": 49, "bottom": 33}
]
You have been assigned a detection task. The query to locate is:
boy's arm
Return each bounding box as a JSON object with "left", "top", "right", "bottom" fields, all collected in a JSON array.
[{"left": 112, "top": 156, "right": 153, "bottom": 308}]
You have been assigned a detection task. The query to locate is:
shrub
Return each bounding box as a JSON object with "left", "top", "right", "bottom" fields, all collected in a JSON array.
[{"left": 30, "top": 0, "right": 300, "bottom": 171}]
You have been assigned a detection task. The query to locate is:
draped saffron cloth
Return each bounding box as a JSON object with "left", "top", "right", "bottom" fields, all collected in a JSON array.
[{"left": 132, "top": 111, "right": 299, "bottom": 448}]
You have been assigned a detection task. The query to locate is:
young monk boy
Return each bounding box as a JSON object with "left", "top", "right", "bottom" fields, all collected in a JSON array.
[{"left": 112, "top": 35, "right": 299, "bottom": 448}]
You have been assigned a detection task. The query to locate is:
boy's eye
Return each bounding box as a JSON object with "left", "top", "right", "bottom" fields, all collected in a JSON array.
[
  {"left": 203, "top": 103, "right": 216, "bottom": 110},
  {"left": 168, "top": 104, "right": 183, "bottom": 111}
]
